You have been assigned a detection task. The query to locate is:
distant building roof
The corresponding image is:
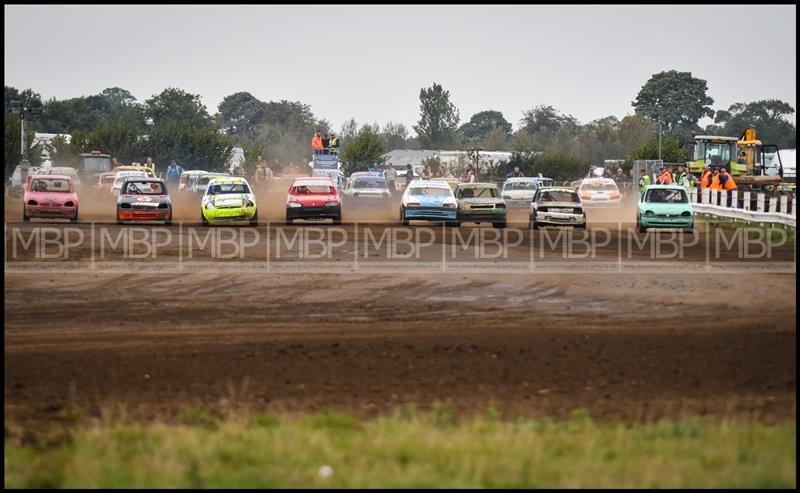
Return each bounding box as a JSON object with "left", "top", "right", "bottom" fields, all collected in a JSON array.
[{"left": 383, "top": 149, "right": 515, "bottom": 169}]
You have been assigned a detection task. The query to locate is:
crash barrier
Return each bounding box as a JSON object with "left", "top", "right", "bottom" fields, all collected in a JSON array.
[{"left": 689, "top": 188, "right": 796, "bottom": 228}]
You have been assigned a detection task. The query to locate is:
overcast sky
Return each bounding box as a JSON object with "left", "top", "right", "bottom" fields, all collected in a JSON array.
[{"left": 5, "top": 5, "right": 797, "bottom": 133}]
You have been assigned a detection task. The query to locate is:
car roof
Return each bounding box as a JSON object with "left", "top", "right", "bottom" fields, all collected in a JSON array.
[
  {"left": 181, "top": 170, "right": 208, "bottom": 175},
  {"left": 408, "top": 180, "right": 451, "bottom": 188},
  {"left": 46, "top": 167, "right": 77, "bottom": 174},
  {"left": 456, "top": 182, "right": 498, "bottom": 188},
  {"left": 294, "top": 176, "right": 333, "bottom": 182},
  {"left": 581, "top": 177, "right": 616, "bottom": 184},
  {"left": 209, "top": 176, "right": 248, "bottom": 184},
  {"left": 121, "top": 176, "right": 165, "bottom": 183},
  {"left": 503, "top": 177, "right": 538, "bottom": 182},
  {"left": 538, "top": 186, "right": 577, "bottom": 193},
  {"left": 644, "top": 184, "right": 687, "bottom": 190},
  {"left": 33, "top": 174, "right": 72, "bottom": 180}
]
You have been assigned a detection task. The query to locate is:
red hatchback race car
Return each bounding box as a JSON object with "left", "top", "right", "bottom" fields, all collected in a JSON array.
[
  {"left": 285, "top": 176, "right": 342, "bottom": 225},
  {"left": 23, "top": 174, "right": 79, "bottom": 222},
  {"left": 116, "top": 177, "right": 173, "bottom": 225}
]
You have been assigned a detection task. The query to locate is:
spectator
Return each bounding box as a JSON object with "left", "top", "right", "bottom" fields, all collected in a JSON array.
[
  {"left": 322, "top": 133, "right": 331, "bottom": 155},
  {"left": 638, "top": 168, "right": 652, "bottom": 193},
  {"left": 165, "top": 160, "right": 183, "bottom": 186},
  {"left": 385, "top": 164, "right": 397, "bottom": 194},
  {"left": 406, "top": 164, "right": 415, "bottom": 186},
  {"left": 329, "top": 132, "right": 339, "bottom": 154},
  {"left": 311, "top": 130, "right": 323, "bottom": 154},
  {"left": 422, "top": 165, "right": 433, "bottom": 180},
  {"left": 506, "top": 165, "right": 524, "bottom": 178}
]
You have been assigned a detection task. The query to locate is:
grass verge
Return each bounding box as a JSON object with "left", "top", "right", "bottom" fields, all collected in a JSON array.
[{"left": 4, "top": 408, "right": 796, "bottom": 488}]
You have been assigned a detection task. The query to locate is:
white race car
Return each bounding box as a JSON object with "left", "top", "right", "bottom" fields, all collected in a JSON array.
[
  {"left": 578, "top": 178, "right": 623, "bottom": 207},
  {"left": 399, "top": 180, "right": 458, "bottom": 225}
]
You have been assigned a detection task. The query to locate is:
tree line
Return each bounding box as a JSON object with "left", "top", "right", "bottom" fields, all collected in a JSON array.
[{"left": 4, "top": 69, "right": 796, "bottom": 180}]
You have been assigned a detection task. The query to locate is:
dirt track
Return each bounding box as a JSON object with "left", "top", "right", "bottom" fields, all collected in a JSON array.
[{"left": 4, "top": 185, "right": 797, "bottom": 428}]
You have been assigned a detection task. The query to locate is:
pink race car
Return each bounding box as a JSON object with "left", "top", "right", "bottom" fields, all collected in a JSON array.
[{"left": 23, "top": 174, "right": 79, "bottom": 223}]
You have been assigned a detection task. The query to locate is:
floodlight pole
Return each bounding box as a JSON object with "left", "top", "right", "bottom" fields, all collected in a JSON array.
[{"left": 658, "top": 120, "right": 662, "bottom": 161}]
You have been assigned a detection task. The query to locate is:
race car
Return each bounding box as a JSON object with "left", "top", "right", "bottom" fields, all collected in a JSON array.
[
  {"left": 200, "top": 176, "right": 258, "bottom": 225},
  {"left": 529, "top": 186, "right": 586, "bottom": 230},
  {"left": 116, "top": 177, "right": 172, "bottom": 225},
  {"left": 179, "top": 170, "right": 208, "bottom": 192},
  {"left": 399, "top": 179, "right": 458, "bottom": 226},
  {"left": 285, "top": 176, "right": 342, "bottom": 225},
  {"left": 636, "top": 185, "right": 694, "bottom": 234},
  {"left": 454, "top": 182, "right": 507, "bottom": 228},
  {"left": 342, "top": 173, "right": 392, "bottom": 206},
  {"left": 500, "top": 177, "right": 547, "bottom": 209},
  {"left": 190, "top": 172, "right": 230, "bottom": 195},
  {"left": 111, "top": 171, "right": 149, "bottom": 196},
  {"left": 578, "top": 177, "right": 623, "bottom": 208},
  {"left": 23, "top": 174, "right": 79, "bottom": 223}
]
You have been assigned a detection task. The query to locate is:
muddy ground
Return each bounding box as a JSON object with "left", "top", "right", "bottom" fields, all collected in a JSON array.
[{"left": 4, "top": 183, "right": 797, "bottom": 430}]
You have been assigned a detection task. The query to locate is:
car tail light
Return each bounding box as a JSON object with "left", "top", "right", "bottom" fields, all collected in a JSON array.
[
  {"left": 580, "top": 193, "right": 591, "bottom": 200},
  {"left": 609, "top": 191, "right": 621, "bottom": 199},
  {"left": 27, "top": 199, "right": 38, "bottom": 206},
  {"left": 64, "top": 201, "right": 75, "bottom": 207}
]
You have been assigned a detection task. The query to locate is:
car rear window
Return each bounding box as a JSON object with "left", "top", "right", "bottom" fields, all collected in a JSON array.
[
  {"left": 353, "top": 178, "right": 386, "bottom": 189},
  {"left": 31, "top": 178, "right": 70, "bottom": 193},
  {"left": 209, "top": 183, "right": 250, "bottom": 195},
  {"left": 539, "top": 191, "right": 579, "bottom": 203},
  {"left": 581, "top": 182, "right": 618, "bottom": 191},
  {"left": 458, "top": 187, "right": 499, "bottom": 199},
  {"left": 293, "top": 183, "right": 334, "bottom": 194},
  {"left": 646, "top": 189, "right": 688, "bottom": 203},
  {"left": 410, "top": 186, "right": 451, "bottom": 197},
  {"left": 124, "top": 181, "right": 165, "bottom": 195}
]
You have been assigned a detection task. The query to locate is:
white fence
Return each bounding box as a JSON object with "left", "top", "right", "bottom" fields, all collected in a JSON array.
[{"left": 689, "top": 189, "right": 796, "bottom": 228}]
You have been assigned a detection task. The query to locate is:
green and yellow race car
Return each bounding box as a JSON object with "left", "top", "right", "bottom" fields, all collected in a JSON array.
[{"left": 200, "top": 176, "right": 258, "bottom": 225}]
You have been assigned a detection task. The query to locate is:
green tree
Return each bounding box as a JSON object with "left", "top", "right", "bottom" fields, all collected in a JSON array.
[
  {"left": 218, "top": 92, "right": 266, "bottom": 136},
  {"left": 459, "top": 110, "right": 512, "bottom": 141},
  {"left": 632, "top": 70, "right": 715, "bottom": 134},
  {"left": 520, "top": 104, "right": 578, "bottom": 135},
  {"left": 145, "top": 88, "right": 213, "bottom": 129},
  {"left": 340, "top": 124, "right": 387, "bottom": 175},
  {"left": 711, "top": 99, "right": 796, "bottom": 148},
  {"left": 89, "top": 118, "right": 144, "bottom": 163},
  {"left": 413, "top": 82, "right": 460, "bottom": 149},
  {"left": 627, "top": 135, "right": 688, "bottom": 163},
  {"left": 144, "top": 119, "right": 234, "bottom": 171},
  {"left": 4, "top": 116, "right": 39, "bottom": 179},
  {"left": 380, "top": 121, "right": 409, "bottom": 150}
]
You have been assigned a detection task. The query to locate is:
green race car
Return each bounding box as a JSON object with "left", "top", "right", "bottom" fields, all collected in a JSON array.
[
  {"left": 454, "top": 182, "right": 507, "bottom": 228},
  {"left": 637, "top": 185, "right": 694, "bottom": 234},
  {"left": 200, "top": 176, "right": 258, "bottom": 225}
]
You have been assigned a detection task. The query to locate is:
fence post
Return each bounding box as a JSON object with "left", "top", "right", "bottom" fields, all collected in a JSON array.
[
  {"left": 730, "top": 190, "right": 738, "bottom": 209},
  {"left": 688, "top": 188, "right": 696, "bottom": 204},
  {"left": 756, "top": 193, "right": 765, "bottom": 213},
  {"left": 702, "top": 188, "right": 710, "bottom": 205},
  {"left": 768, "top": 196, "right": 777, "bottom": 214},
  {"left": 780, "top": 195, "right": 788, "bottom": 214},
  {"left": 743, "top": 191, "right": 751, "bottom": 210}
]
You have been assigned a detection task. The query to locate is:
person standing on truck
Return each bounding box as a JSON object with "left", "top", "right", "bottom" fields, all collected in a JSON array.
[
  {"left": 322, "top": 133, "right": 331, "bottom": 155},
  {"left": 311, "top": 131, "right": 324, "bottom": 154},
  {"left": 506, "top": 165, "right": 525, "bottom": 178},
  {"left": 329, "top": 132, "right": 339, "bottom": 155},
  {"left": 406, "top": 164, "right": 416, "bottom": 187}
]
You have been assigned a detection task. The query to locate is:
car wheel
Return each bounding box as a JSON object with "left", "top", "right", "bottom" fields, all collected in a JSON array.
[
  {"left": 445, "top": 221, "right": 460, "bottom": 228},
  {"left": 201, "top": 211, "right": 209, "bottom": 226},
  {"left": 22, "top": 206, "right": 29, "bottom": 222},
  {"left": 165, "top": 208, "right": 173, "bottom": 226},
  {"left": 70, "top": 206, "right": 79, "bottom": 223},
  {"left": 116, "top": 207, "right": 123, "bottom": 225},
  {"left": 249, "top": 209, "right": 258, "bottom": 226},
  {"left": 575, "top": 222, "right": 586, "bottom": 230},
  {"left": 333, "top": 215, "right": 342, "bottom": 225},
  {"left": 492, "top": 221, "right": 507, "bottom": 229},
  {"left": 400, "top": 207, "right": 409, "bottom": 226},
  {"left": 529, "top": 217, "right": 539, "bottom": 230},
  {"left": 637, "top": 219, "right": 646, "bottom": 234}
]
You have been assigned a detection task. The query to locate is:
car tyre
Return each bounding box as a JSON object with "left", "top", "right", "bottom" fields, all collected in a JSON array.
[
  {"left": 575, "top": 222, "right": 586, "bottom": 230},
  {"left": 333, "top": 215, "right": 342, "bottom": 225},
  {"left": 249, "top": 209, "right": 258, "bottom": 226},
  {"left": 529, "top": 217, "right": 539, "bottom": 230},
  {"left": 637, "top": 219, "right": 646, "bottom": 234},
  {"left": 22, "top": 206, "right": 30, "bottom": 222},
  {"left": 492, "top": 221, "right": 507, "bottom": 229},
  {"left": 446, "top": 220, "right": 460, "bottom": 228},
  {"left": 201, "top": 211, "right": 209, "bottom": 226},
  {"left": 400, "top": 207, "right": 409, "bottom": 226},
  {"left": 116, "top": 206, "right": 123, "bottom": 225},
  {"left": 70, "top": 206, "right": 79, "bottom": 224}
]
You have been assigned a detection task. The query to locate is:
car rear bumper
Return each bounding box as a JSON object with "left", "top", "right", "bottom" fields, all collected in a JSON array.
[
  {"left": 204, "top": 206, "right": 256, "bottom": 222},
  {"left": 25, "top": 205, "right": 77, "bottom": 218},
  {"left": 640, "top": 217, "right": 693, "bottom": 228},
  {"left": 458, "top": 209, "right": 507, "bottom": 222},
  {"left": 504, "top": 199, "right": 532, "bottom": 208},
  {"left": 404, "top": 208, "right": 457, "bottom": 221},
  {"left": 582, "top": 199, "right": 622, "bottom": 208},
  {"left": 286, "top": 205, "right": 341, "bottom": 220},
  {"left": 535, "top": 211, "right": 586, "bottom": 225},
  {"left": 118, "top": 209, "right": 171, "bottom": 221}
]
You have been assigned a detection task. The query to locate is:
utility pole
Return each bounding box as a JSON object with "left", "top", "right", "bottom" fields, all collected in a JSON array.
[{"left": 658, "top": 120, "right": 663, "bottom": 162}]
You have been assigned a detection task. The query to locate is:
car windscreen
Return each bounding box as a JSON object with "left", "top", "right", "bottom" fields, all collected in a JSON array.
[
  {"left": 114, "top": 173, "right": 146, "bottom": 186},
  {"left": 353, "top": 178, "right": 386, "bottom": 189},
  {"left": 123, "top": 181, "right": 166, "bottom": 195},
  {"left": 539, "top": 191, "right": 579, "bottom": 203},
  {"left": 81, "top": 156, "right": 112, "bottom": 172},
  {"left": 458, "top": 187, "right": 499, "bottom": 199},
  {"left": 100, "top": 175, "right": 116, "bottom": 184},
  {"left": 293, "top": 184, "right": 334, "bottom": 194},
  {"left": 209, "top": 183, "right": 250, "bottom": 195},
  {"left": 409, "top": 187, "right": 451, "bottom": 197},
  {"left": 581, "top": 182, "right": 618, "bottom": 191},
  {"left": 645, "top": 189, "right": 688, "bottom": 203},
  {"left": 31, "top": 178, "right": 71, "bottom": 193},
  {"left": 504, "top": 181, "right": 536, "bottom": 190}
]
